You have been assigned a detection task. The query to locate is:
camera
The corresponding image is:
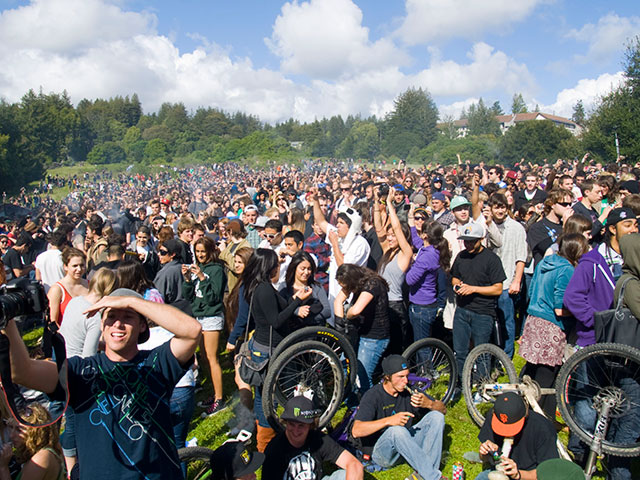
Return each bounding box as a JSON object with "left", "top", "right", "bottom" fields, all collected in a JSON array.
[
  {"left": 0, "top": 278, "right": 47, "bottom": 329},
  {"left": 378, "top": 183, "right": 389, "bottom": 197}
]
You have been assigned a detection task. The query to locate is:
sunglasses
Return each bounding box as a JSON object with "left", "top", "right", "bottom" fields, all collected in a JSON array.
[
  {"left": 158, "top": 249, "right": 169, "bottom": 255},
  {"left": 341, "top": 188, "right": 351, "bottom": 191},
  {"left": 264, "top": 233, "right": 280, "bottom": 239},
  {"left": 414, "top": 216, "right": 426, "bottom": 221},
  {"left": 557, "top": 202, "right": 572, "bottom": 207}
]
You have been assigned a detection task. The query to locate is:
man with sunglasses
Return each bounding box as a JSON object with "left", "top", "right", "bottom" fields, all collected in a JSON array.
[
  {"left": 526, "top": 189, "right": 573, "bottom": 268},
  {"left": 571, "top": 179, "right": 611, "bottom": 243},
  {"left": 153, "top": 239, "right": 186, "bottom": 306}
]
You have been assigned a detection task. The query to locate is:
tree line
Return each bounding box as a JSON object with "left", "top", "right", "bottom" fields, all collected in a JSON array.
[{"left": 1, "top": 37, "right": 638, "bottom": 193}]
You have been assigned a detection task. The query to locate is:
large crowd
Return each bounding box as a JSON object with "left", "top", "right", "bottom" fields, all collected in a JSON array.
[{"left": 0, "top": 157, "right": 639, "bottom": 480}]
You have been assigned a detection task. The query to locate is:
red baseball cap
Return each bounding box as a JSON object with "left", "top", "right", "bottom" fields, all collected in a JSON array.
[{"left": 491, "top": 392, "right": 526, "bottom": 437}]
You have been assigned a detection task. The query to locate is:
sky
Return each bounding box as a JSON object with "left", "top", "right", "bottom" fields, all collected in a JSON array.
[{"left": 0, "top": 0, "right": 638, "bottom": 124}]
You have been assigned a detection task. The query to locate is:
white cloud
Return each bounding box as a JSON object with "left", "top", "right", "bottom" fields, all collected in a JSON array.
[
  {"left": 266, "top": 0, "right": 406, "bottom": 79},
  {"left": 539, "top": 72, "right": 626, "bottom": 118},
  {"left": 567, "top": 12, "right": 640, "bottom": 64},
  {"left": 439, "top": 98, "right": 479, "bottom": 119},
  {"left": 396, "top": 0, "right": 543, "bottom": 45}
]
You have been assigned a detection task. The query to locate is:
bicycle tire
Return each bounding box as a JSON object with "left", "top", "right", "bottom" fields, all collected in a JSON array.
[
  {"left": 462, "top": 343, "right": 518, "bottom": 427},
  {"left": 270, "top": 326, "right": 358, "bottom": 395},
  {"left": 263, "top": 340, "right": 344, "bottom": 432},
  {"left": 555, "top": 342, "right": 640, "bottom": 457},
  {"left": 177, "top": 446, "right": 214, "bottom": 480},
  {"left": 402, "top": 338, "right": 458, "bottom": 405}
]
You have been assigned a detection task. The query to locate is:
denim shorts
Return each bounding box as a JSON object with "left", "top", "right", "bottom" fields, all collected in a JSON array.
[{"left": 197, "top": 316, "right": 223, "bottom": 332}]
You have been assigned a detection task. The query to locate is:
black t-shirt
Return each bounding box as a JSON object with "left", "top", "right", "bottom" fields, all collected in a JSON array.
[
  {"left": 353, "top": 384, "right": 426, "bottom": 455},
  {"left": 262, "top": 430, "right": 344, "bottom": 479},
  {"left": 356, "top": 278, "right": 390, "bottom": 339},
  {"left": 478, "top": 410, "right": 559, "bottom": 472},
  {"left": 527, "top": 217, "right": 563, "bottom": 267},
  {"left": 451, "top": 247, "right": 506, "bottom": 316},
  {"left": 3, "top": 248, "right": 24, "bottom": 278}
]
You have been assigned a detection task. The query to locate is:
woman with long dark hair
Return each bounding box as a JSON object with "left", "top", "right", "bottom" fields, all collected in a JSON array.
[
  {"left": 334, "top": 263, "right": 390, "bottom": 393},
  {"left": 279, "top": 251, "right": 331, "bottom": 326},
  {"left": 244, "top": 248, "right": 312, "bottom": 452},
  {"left": 406, "top": 219, "right": 451, "bottom": 344},
  {"left": 116, "top": 259, "right": 163, "bottom": 303}
]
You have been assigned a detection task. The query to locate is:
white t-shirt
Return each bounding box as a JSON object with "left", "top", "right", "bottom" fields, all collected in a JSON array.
[
  {"left": 34, "top": 248, "right": 64, "bottom": 293},
  {"left": 326, "top": 228, "right": 371, "bottom": 304}
]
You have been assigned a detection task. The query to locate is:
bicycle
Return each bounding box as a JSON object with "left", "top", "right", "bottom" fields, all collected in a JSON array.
[{"left": 462, "top": 342, "right": 640, "bottom": 479}]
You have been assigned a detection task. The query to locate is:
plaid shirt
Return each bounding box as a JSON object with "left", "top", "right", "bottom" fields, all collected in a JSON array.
[{"left": 304, "top": 233, "right": 331, "bottom": 292}]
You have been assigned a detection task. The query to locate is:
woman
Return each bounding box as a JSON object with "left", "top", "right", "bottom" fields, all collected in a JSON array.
[
  {"left": 182, "top": 237, "right": 227, "bottom": 417},
  {"left": 284, "top": 208, "right": 306, "bottom": 234},
  {"left": 279, "top": 251, "right": 331, "bottom": 327},
  {"left": 406, "top": 219, "right": 451, "bottom": 345},
  {"left": 374, "top": 187, "right": 414, "bottom": 353},
  {"left": 47, "top": 248, "right": 89, "bottom": 326},
  {"left": 0, "top": 404, "right": 65, "bottom": 480},
  {"left": 519, "top": 233, "right": 589, "bottom": 417},
  {"left": 334, "top": 263, "right": 390, "bottom": 393},
  {"left": 219, "top": 219, "right": 251, "bottom": 293},
  {"left": 244, "top": 249, "right": 312, "bottom": 452},
  {"left": 116, "top": 259, "right": 164, "bottom": 303}
]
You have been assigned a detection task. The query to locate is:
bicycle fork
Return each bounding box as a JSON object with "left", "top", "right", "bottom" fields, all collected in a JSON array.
[{"left": 584, "top": 396, "right": 615, "bottom": 480}]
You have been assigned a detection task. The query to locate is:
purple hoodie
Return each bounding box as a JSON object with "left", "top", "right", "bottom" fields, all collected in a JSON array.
[{"left": 564, "top": 249, "right": 615, "bottom": 346}]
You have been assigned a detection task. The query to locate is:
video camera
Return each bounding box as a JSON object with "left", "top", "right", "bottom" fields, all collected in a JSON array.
[{"left": 0, "top": 278, "right": 47, "bottom": 329}]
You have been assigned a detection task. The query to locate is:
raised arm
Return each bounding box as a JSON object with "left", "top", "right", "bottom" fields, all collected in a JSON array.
[
  {"left": 310, "top": 192, "right": 329, "bottom": 234},
  {"left": 387, "top": 187, "right": 414, "bottom": 271}
]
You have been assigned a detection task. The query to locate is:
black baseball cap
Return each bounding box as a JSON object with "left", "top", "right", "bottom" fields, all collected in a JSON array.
[
  {"left": 382, "top": 354, "right": 408, "bottom": 376},
  {"left": 280, "top": 396, "right": 321, "bottom": 424},
  {"left": 211, "top": 441, "right": 264, "bottom": 480},
  {"left": 607, "top": 207, "right": 636, "bottom": 226},
  {"left": 491, "top": 392, "right": 526, "bottom": 437}
]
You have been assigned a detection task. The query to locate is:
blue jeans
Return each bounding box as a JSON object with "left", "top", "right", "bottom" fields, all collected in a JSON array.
[
  {"left": 357, "top": 337, "right": 390, "bottom": 393},
  {"left": 453, "top": 307, "right": 494, "bottom": 382},
  {"left": 170, "top": 386, "right": 195, "bottom": 450},
  {"left": 61, "top": 405, "right": 76, "bottom": 457},
  {"left": 250, "top": 340, "right": 271, "bottom": 427},
  {"left": 497, "top": 290, "right": 516, "bottom": 358},
  {"left": 372, "top": 410, "right": 445, "bottom": 480},
  {"left": 409, "top": 303, "right": 438, "bottom": 343}
]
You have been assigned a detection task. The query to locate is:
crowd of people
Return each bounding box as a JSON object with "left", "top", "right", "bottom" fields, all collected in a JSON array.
[{"left": 0, "top": 156, "right": 639, "bottom": 479}]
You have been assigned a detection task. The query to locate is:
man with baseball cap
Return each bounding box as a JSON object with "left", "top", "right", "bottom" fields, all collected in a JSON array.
[
  {"left": 443, "top": 195, "right": 474, "bottom": 263},
  {"left": 262, "top": 396, "right": 363, "bottom": 479},
  {"left": 451, "top": 222, "right": 506, "bottom": 382},
  {"left": 597, "top": 207, "right": 638, "bottom": 281},
  {"left": 475, "top": 393, "right": 558, "bottom": 480},
  {"left": 3, "top": 288, "right": 202, "bottom": 479},
  {"left": 431, "top": 192, "right": 454, "bottom": 229},
  {"left": 352, "top": 354, "right": 446, "bottom": 480},
  {"left": 211, "top": 440, "right": 264, "bottom": 480}
]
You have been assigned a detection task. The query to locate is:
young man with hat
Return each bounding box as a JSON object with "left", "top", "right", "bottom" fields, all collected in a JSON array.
[
  {"left": 351, "top": 354, "right": 446, "bottom": 480},
  {"left": 443, "top": 195, "right": 473, "bottom": 264},
  {"left": 597, "top": 207, "right": 638, "bottom": 280},
  {"left": 451, "top": 222, "right": 506, "bottom": 381},
  {"left": 262, "top": 396, "right": 363, "bottom": 479},
  {"left": 3, "top": 288, "right": 202, "bottom": 480},
  {"left": 475, "top": 392, "right": 558, "bottom": 480},
  {"left": 430, "top": 192, "right": 454, "bottom": 230},
  {"left": 211, "top": 440, "right": 264, "bottom": 480}
]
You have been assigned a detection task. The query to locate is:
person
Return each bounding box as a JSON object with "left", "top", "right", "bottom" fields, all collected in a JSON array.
[
  {"left": 334, "top": 264, "right": 390, "bottom": 393},
  {"left": 243, "top": 248, "right": 312, "bottom": 452},
  {"left": 262, "top": 396, "right": 364, "bottom": 480},
  {"left": 519, "top": 234, "right": 588, "bottom": 418},
  {"left": 175, "top": 217, "right": 195, "bottom": 264},
  {"left": 241, "top": 205, "right": 261, "bottom": 249},
  {"left": 514, "top": 173, "right": 547, "bottom": 211},
  {"left": 571, "top": 179, "right": 611, "bottom": 243},
  {"left": 526, "top": 189, "right": 573, "bottom": 268},
  {"left": 351, "top": 354, "right": 446, "bottom": 480},
  {"left": 280, "top": 251, "right": 331, "bottom": 327},
  {"left": 219, "top": 219, "right": 251, "bottom": 293},
  {"left": 116, "top": 259, "right": 164, "bottom": 303},
  {"left": 475, "top": 392, "right": 558, "bottom": 480},
  {"left": 258, "top": 219, "right": 289, "bottom": 289},
  {"left": 597, "top": 207, "right": 638, "bottom": 281},
  {"left": 3, "top": 232, "right": 34, "bottom": 280},
  {"left": 451, "top": 223, "right": 506, "bottom": 382},
  {"left": 2, "top": 288, "right": 202, "bottom": 480},
  {"left": 188, "top": 188, "right": 208, "bottom": 217},
  {"left": 430, "top": 192, "right": 454, "bottom": 229},
  {"left": 210, "top": 439, "right": 264, "bottom": 480},
  {"left": 128, "top": 225, "right": 160, "bottom": 281},
  {"left": 303, "top": 220, "right": 331, "bottom": 293},
  {"left": 442, "top": 195, "right": 473, "bottom": 264},
  {"left": 182, "top": 236, "right": 227, "bottom": 417},
  {"left": 0, "top": 404, "right": 66, "bottom": 480},
  {"left": 536, "top": 458, "right": 585, "bottom": 480},
  {"left": 47, "top": 248, "right": 89, "bottom": 327},
  {"left": 34, "top": 229, "right": 67, "bottom": 293},
  {"left": 153, "top": 238, "right": 186, "bottom": 306}
]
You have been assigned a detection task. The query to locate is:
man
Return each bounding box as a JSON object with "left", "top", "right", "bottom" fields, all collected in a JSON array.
[
  {"left": 451, "top": 223, "right": 506, "bottom": 379},
  {"left": 34, "top": 229, "right": 67, "bottom": 292},
  {"left": 572, "top": 179, "right": 611, "bottom": 243},
  {"left": 145, "top": 199, "right": 162, "bottom": 224},
  {"left": 129, "top": 225, "right": 160, "bottom": 280},
  {"left": 483, "top": 193, "right": 527, "bottom": 358},
  {"left": 526, "top": 189, "right": 572, "bottom": 268},
  {"left": 351, "top": 355, "right": 446, "bottom": 480},
  {"left": 3, "top": 288, "right": 202, "bottom": 480},
  {"left": 176, "top": 217, "right": 195, "bottom": 264},
  {"left": 334, "top": 180, "right": 357, "bottom": 212},
  {"left": 304, "top": 221, "right": 331, "bottom": 292},
  {"left": 487, "top": 166, "right": 507, "bottom": 189},
  {"left": 3, "top": 232, "right": 34, "bottom": 280},
  {"left": 211, "top": 439, "right": 264, "bottom": 480},
  {"left": 475, "top": 393, "right": 558, "bottom": 480},
  {"left": 431, "top": 192, "right": 454, "bottom": 229},
  {"left": 514, "top": 173, "right": 547, "bottom": 211},
  {"left": 390, "top": 185, "right": 409, "bottom": 224},
  {"left": 154, "top": 239, "right": 186, "bottom": 306},
  {"left": 598, "top": 207, "right": 638, "bottom": 280},
  {"left": 283, "top": 230, "right": 305, "bottom": 257},
  {"left": 88, "top": 243, "right": 125, "bottom": 280},
  {"left": 443, "top": 196, "right": 473, "bottom": 264},
  {"left": 258, "top": 219, "right": 289, "bottom": 289},
  {"left": 188, "top": 189, "right": 208, "bottom": 216},
  {"left": 262, "top": 396, "right": 363, "bottom": 479},
  {"left": 287, "top": 189, "right": 304, "bottom": 210},
  {"left": 85, "top": 215, "right": 109, "bottom": 270},
  {"left": 241, "top": 205, "right": 261, "bottom": 249}
]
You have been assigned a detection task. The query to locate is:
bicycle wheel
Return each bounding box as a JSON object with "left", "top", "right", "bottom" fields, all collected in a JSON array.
[
  {"left": 263, "top": 340, "right": 344, "bottom": 432},
  {"left": 270, "top": 326, "right": 358, "bottom": 395},
  {"left": 462, "top": 343, "right": 518, "bottom": 427},
  {"left": 178, "top": 446, "right": 214, "bottom": 480},
  {"left": 402, "top": 338, "right": 457, "bottom": 405},
  {"left": 556, "top": 342, "right": 640, "bottom": 457}
]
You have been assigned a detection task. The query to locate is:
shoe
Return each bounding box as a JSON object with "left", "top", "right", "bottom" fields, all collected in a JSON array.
[
  {"left": 197, "top": 395, "right": 215, "bottom": 408},
  {"left": 200, "top": 399, "right": 227, "bottom": 418},
  {"left": 405, "top": 471, "right": 425, "bottom": 480},
  {"left": 472, "top": 392, "right": 484, "bottom": 405}
]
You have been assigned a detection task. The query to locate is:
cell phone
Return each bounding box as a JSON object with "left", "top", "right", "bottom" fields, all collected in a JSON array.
[{"left": 454, "top": 284, "right": 461, "bottom": 293}]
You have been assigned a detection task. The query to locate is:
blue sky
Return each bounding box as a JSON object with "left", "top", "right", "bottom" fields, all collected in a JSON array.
[{"left": 0, "top": 0, "right": 638, "bottom": 123}]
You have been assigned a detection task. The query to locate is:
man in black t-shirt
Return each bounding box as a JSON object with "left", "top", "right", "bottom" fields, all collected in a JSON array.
[
  {"left": 474, "top": 393, "right": 558, "bottom": 480},
  {"left": 262, "top": 396, "right": 363, "bottom": 479},
  {"left": 352, "top": 355, "right": 446, "bottom": 480},
  {"left": 451, "top": 223, "right": 506, "bottom": 381},
  {"left": 3, "top": 232, "right": 34, "bottom": 280}
]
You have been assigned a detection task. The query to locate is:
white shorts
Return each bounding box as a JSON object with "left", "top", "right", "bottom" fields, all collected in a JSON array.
[{"left": 197, "top": 316, "right": 224, "bottom": 332}]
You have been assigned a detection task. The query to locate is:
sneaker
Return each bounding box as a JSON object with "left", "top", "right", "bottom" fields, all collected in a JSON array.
[
  {"left": 405, "top": 471, "right": 425, "bottom": 480},
  {"left": 200, "top": 399, "right": 227, "bottom": 418},
  {"left": 197, "top": 395, "right": 216, "bottom": 408}
]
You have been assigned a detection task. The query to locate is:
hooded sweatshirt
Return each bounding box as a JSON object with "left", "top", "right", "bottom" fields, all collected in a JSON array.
[
  {"left": 527, "top": 254, "right": 575, "bottom": 327},
  {"left": 614, "top": 233, "right": 640, "bottom": 320},
  {"left": 564, "top": 249, "right": 615, "bottom": 346}
]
